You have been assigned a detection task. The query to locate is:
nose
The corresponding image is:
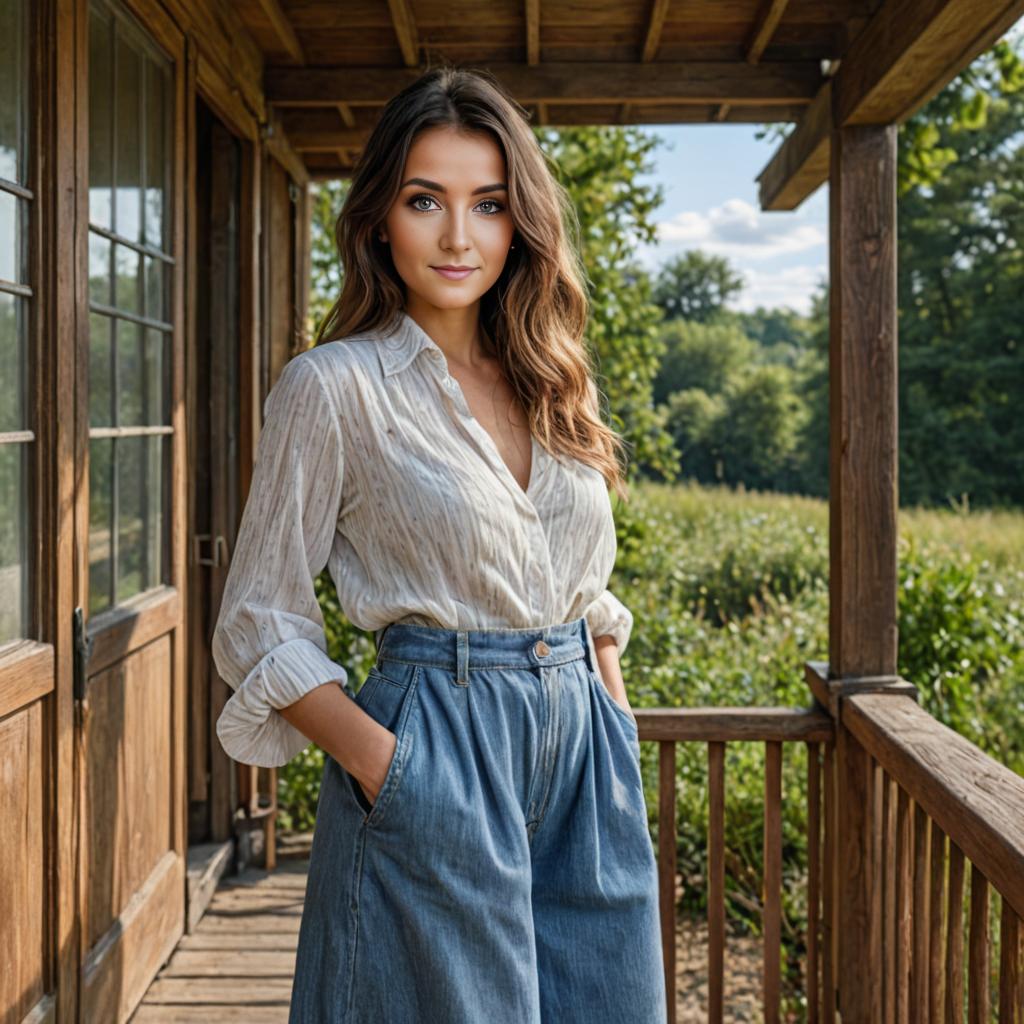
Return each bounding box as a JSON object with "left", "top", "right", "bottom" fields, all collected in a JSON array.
[{"left": 440, "top": 208, "right": 471, "bottom": 253}]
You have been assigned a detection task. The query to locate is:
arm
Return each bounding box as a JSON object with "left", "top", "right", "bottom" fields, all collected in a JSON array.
[
  {"left": 211, "top": 355, "right": 395, "bottom": 799},
  {"left": 585, "top": 588, "right": 634, "bottom": 716}
]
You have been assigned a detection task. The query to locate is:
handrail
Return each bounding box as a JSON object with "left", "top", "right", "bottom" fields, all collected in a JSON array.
[{"left": 843, "top": 690, "right": 1024, "bottom": 921}]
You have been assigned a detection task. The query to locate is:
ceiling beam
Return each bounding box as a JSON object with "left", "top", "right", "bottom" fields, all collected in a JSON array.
[
  {"left": 755, "top": 79, "right": 832, "bottom": 210},
  {"left": 744, "top": 0, "right": 791, "bottom": 65},
  {"left": 756, "top": 0, "right": 1024, "bottom": 210},
  {"left": 254, "top": 0, "right": 304, "bottom": 65},
  {"left": 641, "top": 0, "right": 671, "bottom": 63},
  {"left": 265, "top": 60, "right": 823, "bottom": 107},
  {"left": 525, "top": 0, "right": 540, "bottom": 65},
  {"left": 386, "top": 0, "right": 420, "bottom": 67}
]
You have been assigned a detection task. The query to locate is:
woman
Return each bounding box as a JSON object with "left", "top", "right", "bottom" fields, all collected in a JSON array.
[{"left": 211, "top": 64, "right": 667, "bottom": 1023}]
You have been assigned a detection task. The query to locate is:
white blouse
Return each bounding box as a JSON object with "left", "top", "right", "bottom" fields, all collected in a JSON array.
[{"left": 211, "top": 310, "right": 634, "bottom": 767}]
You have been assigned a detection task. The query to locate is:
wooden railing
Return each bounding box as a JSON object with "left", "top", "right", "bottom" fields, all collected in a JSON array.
[{"left": 635, "top": 661, "right": 1024, "bottom": 1024}]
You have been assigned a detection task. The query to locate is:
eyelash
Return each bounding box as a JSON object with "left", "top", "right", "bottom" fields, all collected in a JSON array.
[{"left": 406, "top": 194, "right": 506, "bottom": 216}]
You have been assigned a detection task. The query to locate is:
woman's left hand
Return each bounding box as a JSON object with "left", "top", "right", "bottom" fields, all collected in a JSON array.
[{"left": 593, "top": 634, "right": 633, "bottom": 718}]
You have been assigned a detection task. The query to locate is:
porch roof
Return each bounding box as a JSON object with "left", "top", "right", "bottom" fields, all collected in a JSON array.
[{"left": 220, "top": 0, "right": 1024, "bottom": 202}]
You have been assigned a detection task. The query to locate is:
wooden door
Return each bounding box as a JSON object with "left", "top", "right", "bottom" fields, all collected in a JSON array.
[
  {"left": 187, "top": 99, "right": 242, "bottom": 847},
  {"left": 74, "top": 0, "right": 188, "bottom": 1019}
]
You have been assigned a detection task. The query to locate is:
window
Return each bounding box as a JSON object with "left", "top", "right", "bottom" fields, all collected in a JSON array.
[
  {"left": 88, "top": 0, "right": 173, "bottom": 613},
  {"left": 0, "top": 0, "right": 32, "bottom": 644}
]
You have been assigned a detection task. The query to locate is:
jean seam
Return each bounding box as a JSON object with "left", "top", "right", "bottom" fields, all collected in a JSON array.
[{"left": 373, "top": 653, "right": 586, "bottom": 672}]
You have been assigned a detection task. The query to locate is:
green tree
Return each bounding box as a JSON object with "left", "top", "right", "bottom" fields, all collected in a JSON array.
[
  {"left": 652, "top": 251, "right": 745, "bottom": 323},
  {"left": 653, "top": 318, "right": 757, "bottom": 405},
  {"left": 537, "top": 125, "right": 679, "bottom": 482}
]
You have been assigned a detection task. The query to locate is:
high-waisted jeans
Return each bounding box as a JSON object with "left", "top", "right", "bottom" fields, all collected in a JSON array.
[{"left": 287, "top": 616, "right": 667, "bottom": 1023}]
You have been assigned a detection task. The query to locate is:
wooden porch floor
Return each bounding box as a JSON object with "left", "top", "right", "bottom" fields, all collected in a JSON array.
[
  {"left": 130, "top": 847, "right": 766, "bottom": 1022},
  {"left": 129, "top": 858, "right": 309, "bottom": 1022}
]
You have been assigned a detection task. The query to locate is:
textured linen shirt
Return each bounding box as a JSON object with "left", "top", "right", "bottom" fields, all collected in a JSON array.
[{"left": 211, "top": 310, "right": 634, "bottom": 767}]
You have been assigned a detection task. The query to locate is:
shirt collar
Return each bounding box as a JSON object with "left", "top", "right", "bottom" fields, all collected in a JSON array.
[{"left": 376, "top": 310, "right": 448, "bottom": 377}]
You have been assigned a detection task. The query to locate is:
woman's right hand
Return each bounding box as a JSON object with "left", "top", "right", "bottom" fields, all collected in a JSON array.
[
  {"left": 351, "top": 724, "right": 397, "bottom": 806},
  {"left": 274, "top": 680, "right": 399, "bottom": 805}
]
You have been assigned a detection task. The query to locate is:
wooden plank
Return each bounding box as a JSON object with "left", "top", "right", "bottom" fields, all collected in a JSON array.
[
  {"left": 836, "top": 0, "right": 1024, "bottom": 126},
  {"left": 155, "top": 949, "right": 296, "bottom": 976},
  {"left": 828, "top": 119, "right": 899, "bottom": 677},
  {"left": 140, "top": 977, "right": 293, "bottom": 1003},
  {"left": 756, "top": 0, "right": 1024, "bottom": 209},
  {"left": 132, "top": 1006, "right": 287, "bottom": 1022},
  {"left": 844, "top": 693, "right": 1024, "bottom": 922},
  {"left": 707, "top": 741, "right": 725, "bottom": 1024},
  {"left": 756, "top": 78, "right": 831, "bottom": 211},
  {"left": 264, "top": 60, "right": 824, "bottom": 107},
  {"left": 635, "top": 706, "right": 834, "bottom": 744},
  {"left": 762, "top": 741, "right": 782, "bottom": 1023},
  {"left": 658, "top": 741, "right": 677, "bottom": 1024}
]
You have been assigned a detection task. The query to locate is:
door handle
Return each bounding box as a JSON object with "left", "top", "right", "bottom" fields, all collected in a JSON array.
[{"left": 192, "top": 533, "right": 230, "bottom": 567}]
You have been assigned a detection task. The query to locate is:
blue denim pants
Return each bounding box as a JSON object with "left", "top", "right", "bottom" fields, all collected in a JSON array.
[{"left": 288, "top": 616, "right": 667, "bottom": 1023}]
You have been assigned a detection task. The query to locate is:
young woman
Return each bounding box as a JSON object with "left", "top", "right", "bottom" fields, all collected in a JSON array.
[{"left": 211, "top": 65, "right": 667, "bottom": 1023}]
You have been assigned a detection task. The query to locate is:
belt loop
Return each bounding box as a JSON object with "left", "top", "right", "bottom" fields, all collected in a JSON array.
[
  {"left": 374, "top": 623, "right": 392, "bottom": 664},
  {"left": 456, "top": 629, "right": 470, "bottom": 686}
]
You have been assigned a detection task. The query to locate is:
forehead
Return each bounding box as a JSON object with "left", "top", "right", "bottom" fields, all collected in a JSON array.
[{"left": 403, "top": 127, "right": 506, "bottom": 183}]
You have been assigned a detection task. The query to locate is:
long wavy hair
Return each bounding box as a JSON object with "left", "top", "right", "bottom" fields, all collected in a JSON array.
[{"left": 313, "top": 64, "right": 629, "bottom": 500}]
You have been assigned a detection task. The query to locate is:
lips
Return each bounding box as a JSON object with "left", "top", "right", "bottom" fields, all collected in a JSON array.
[{"left": 432, "top": 266, "right": 477, "bottom": 280}]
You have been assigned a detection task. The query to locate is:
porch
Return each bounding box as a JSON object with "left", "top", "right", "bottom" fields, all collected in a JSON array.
[{"left": 4, "top": 0, "right": 1024, "bottom": 1021}]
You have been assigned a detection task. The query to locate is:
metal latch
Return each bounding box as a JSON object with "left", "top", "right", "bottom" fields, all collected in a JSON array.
[
  {"left": 73, "top": 606, "right": 93, "bottom": 702},
  {"left": 192, "top": 533, "right": 230, "bottom": 567}
]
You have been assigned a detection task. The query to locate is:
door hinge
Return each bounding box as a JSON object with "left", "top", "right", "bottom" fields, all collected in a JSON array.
[{"left": 73, "top": 606, "right": 94, "bottom": 702}]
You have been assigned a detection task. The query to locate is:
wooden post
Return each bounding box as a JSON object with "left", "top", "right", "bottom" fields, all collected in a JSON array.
[{"left": 828, "top": 108, "right": 899, "bottom": 1024}]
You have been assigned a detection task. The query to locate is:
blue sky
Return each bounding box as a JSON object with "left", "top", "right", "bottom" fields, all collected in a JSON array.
[
  {"left": 632, "top": 124, "right": 829, "bottom": 317},
  {"left": 630, "top": 16, "right": 1023, "bottom": 319}
]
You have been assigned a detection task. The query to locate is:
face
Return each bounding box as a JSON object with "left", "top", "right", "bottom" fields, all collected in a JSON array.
[{"left": 380, "top": 126, "right": 516, "bottom": 317}]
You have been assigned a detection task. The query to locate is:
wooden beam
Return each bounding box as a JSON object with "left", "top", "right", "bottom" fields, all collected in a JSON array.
[
  {"left": 745, "top": 0, "right": 791, "bottom": 64},
  {"left": 525, "top": 0, "right": 540, "bottom": 65},
  {"left": 828, "top": 120, "right": 899, "bottom": 680},
  {"left": 265, "top": 60, "right": 823, "bottom": 106},
  {"left": 641, "top": 0, "right": 671, "bottom": 63},
  {"left": 756, "top": 0, "right": 1024, "bottom": 209},
  {"left": 282, "top": 102, "right": 813, "bottom": 154},
  {"left": 386, "top": 0, "right": 420, "bottom": 67},
  {"left": 756, "top": 78, "right": 831, "bottom": 210},
  {"left": 836, "top": 0, "right": 1024, "bottom": 125},
  {"left": 253, "top": 0, "right": 304, "bottom": 65}
]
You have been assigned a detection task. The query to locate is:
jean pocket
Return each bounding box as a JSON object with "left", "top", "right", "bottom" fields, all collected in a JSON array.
[
  {"left": 588, "top": 667, "right": 638, "bottom": 733},
  {"left": 344, "top": 664, "right": 422, "bottom": 828}
]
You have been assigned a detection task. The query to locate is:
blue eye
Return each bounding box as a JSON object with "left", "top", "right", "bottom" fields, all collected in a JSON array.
[{"left": 406, "top": 194, "right": 505, "bottom": 215}]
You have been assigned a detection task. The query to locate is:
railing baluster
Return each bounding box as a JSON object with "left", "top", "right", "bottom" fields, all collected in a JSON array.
[
  {"left": 897, "top": 785, "right": 913, "bottom": 1024},
  {"left": 912, "top": 803, "right": 930, "bottom": 1024},
  {"left": 823, "top": 738, "right": 837, "bottom": 1024},
  {"left": 658, "top": 739, "right": 677, "bottom": 1024},
  {"left": 930, "top": 824, "right": 948, "bottom": 1023},
  {"left": 967, "top": 864, "right": 989, "bottom": 1024},
  {"left": 946, "top": 839, "right": 966, "bottom": 1023},
  {"left": 763, "top": 740, "right": 782, "bottom": 1024},
  {"left": 807, "top": 740, "right": 821, "bottom": 1024},
  {"left": 998, "top": 895, "right": 1021, "bottom": 1022},
  {"left": 884, "top": 768, "right": 896, "bottom": 1024},
  {"left": 707, "top": 740, "right": 725, "bottom": 1024}
]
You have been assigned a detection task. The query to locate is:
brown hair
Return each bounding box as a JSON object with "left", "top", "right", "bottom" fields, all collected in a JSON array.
[{"left": 313, "top": 64, "right": 629, "bottom": 499}]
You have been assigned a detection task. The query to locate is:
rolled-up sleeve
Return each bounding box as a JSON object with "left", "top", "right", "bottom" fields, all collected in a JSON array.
[
  {"left": 584, "top": 587, "right": 634, "bottom": 654},
  {"left": 211, "top": 354, "right": 348, "bottom": 768}
]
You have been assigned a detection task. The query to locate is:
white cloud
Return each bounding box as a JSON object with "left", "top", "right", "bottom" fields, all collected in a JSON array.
[
  {"left": 655, "top": 197, "right": 826, "bottom": 260},
  {"left": 734, "top": 264, "right": 828, "bottom": 315}
]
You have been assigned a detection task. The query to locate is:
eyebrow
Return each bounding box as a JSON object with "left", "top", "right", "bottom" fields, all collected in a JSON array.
[{"left": 400, "top": 177, "right": 508, "bottom": 195}]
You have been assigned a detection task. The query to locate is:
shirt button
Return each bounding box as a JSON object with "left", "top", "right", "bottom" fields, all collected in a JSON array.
[{"left": 534, "top": 640, "right": 551, "bottom": 657}]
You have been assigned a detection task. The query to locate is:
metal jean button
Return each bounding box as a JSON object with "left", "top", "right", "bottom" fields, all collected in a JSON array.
[{"left": 533, "top": 640, "right": 551, "bottom": 657}]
